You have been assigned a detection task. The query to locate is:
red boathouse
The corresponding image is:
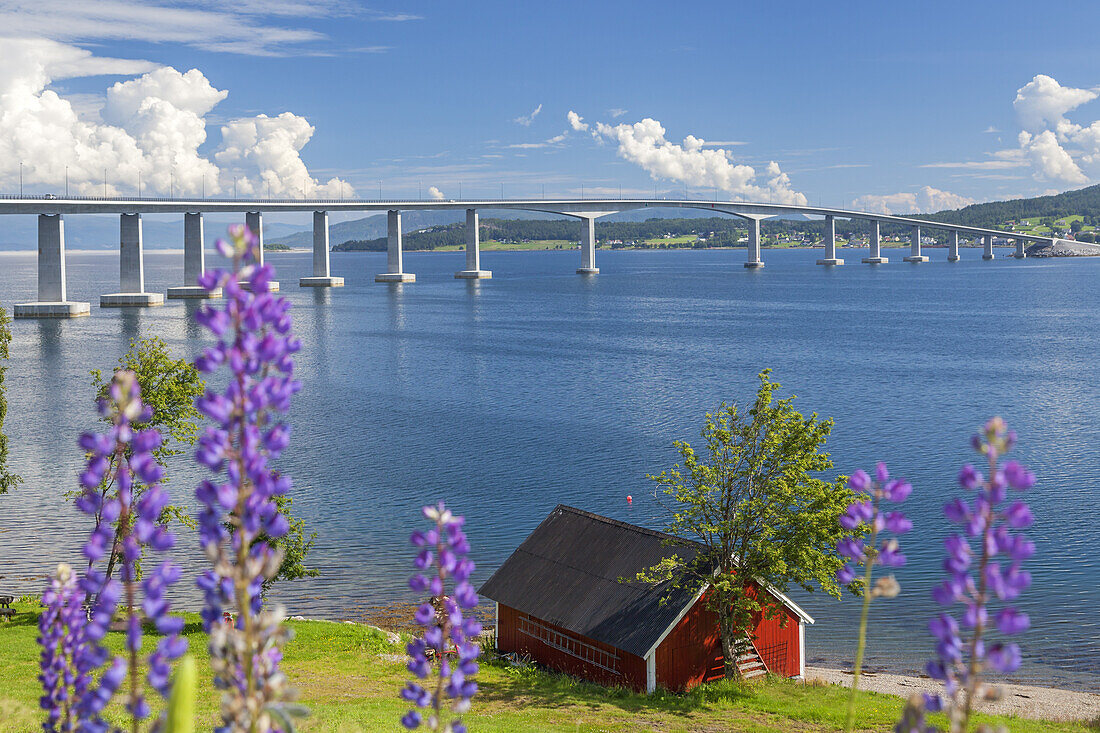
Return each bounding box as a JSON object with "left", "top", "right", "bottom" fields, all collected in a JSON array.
[{"left": 479, "top": 505, "right": 814, "bottom": 693}]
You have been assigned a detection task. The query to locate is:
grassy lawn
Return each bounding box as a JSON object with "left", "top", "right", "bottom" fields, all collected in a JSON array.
[
  {"left": 644, "top": 235, "right": 697, "bottom": 245},
  {"left": 1, "top": 603, "right": 1090, "bottom": 733}
]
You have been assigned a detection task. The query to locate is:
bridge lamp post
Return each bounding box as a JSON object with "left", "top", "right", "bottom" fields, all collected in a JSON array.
[
  {"left": 65, "top": 166, "right": 68, "bottom": 197},
  {"left": 19, "top": 162, "right": 22, "bottom": 196}
]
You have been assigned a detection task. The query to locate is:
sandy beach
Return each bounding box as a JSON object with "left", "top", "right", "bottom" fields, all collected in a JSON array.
[{"left": 806, "top": 666, "right": 1100, "bottom": 722}]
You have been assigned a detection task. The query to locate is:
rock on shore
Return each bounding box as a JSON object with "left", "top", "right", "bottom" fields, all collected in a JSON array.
[{"left": 1025, "top": 238, "right": 1100, "bottom": 257}]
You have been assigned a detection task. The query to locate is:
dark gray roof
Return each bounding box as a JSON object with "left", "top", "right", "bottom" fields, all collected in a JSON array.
[{"left": 478, "top": 505, "right": 710, "bottom": 658}]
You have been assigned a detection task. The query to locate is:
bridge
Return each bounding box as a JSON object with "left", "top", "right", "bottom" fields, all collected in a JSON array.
[{"left": 0, "top": 195, "right": 1053, "bottom": 318}]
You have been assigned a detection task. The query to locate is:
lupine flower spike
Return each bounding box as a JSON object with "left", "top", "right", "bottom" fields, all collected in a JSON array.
[
  {"left": 192, "top": 225, "right": 305, "bottom": 732},
  {"left": 908, "top": 418, "right": 1035, "bottom": 733},
  {"left": 38, "top": 563, "right": 91, "bottom": 732},
  {"left": 837, "top": 462, "right": 913, "bottom": 733},
  {"left": 39, "top": 370, "right": 187, "bottom": 732},
  {"left": 401, "top": 503, "right": 481, "bottom": 733}
]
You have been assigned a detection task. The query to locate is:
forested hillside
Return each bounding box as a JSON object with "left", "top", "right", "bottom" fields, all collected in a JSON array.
[
  {"left": 919, "top": 184, "right": 1100, "bottom": 227},
  {"left": 334, "top": 216, "right": 874, "bottom": 251}
]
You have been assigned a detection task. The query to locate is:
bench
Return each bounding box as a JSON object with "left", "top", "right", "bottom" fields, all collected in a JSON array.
[{"left": 0, "top": 595, "right": 13, "bottom": 619}]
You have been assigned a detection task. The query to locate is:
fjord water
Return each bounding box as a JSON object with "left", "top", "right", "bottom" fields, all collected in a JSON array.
[{"left": 1, "top": 246, "right": 1097, "bottom": 691}]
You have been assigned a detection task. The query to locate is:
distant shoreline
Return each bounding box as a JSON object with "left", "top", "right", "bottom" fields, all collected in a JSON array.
[{"left": 328, "top": 243, "right": 1016, "bottom": 254}]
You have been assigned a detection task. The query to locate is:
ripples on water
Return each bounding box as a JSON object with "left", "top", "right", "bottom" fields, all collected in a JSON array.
[{"left": 0, "top": 245, "right": 1097, "bottom": 691}]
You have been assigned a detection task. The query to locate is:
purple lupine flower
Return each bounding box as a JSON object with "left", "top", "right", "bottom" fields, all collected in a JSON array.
[
  {"left": 50, "top": 370, "right": 186, "bottom": 731},
  {"left": 402, "top": 503, "right": 481, "bottom": 732},
  {"left": 192, "top": 225, "right": 301, "bottom": 731},
  {"left": 838, "top": 462, "right": 913, "bottom": 733},
  {"left": 923, "top": 417, "right": 1035, "bottom": 733},
  {"left": 37, "top": 563, "right": 88, "bottom": 732}
]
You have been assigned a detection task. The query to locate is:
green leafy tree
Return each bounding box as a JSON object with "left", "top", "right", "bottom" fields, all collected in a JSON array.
[
  {"left": 266, "top": 493, "right": 318, "bottom": 592},
  {"left": 78, "top": 336, "right": 317, "bottom": 596},
  {"left": 0, "top": 305, "right": 20, "bottom": 495},
  {"left": 84, "top": 337, "right": 205, "bottom": 587},
  {"left": 638, "top": 370, "right": 855, "bottom": 678}
]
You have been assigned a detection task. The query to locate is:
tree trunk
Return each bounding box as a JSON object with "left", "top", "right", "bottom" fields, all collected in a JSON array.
[{"left": 719, "top": 608, "right": 739, "bottom": 678}]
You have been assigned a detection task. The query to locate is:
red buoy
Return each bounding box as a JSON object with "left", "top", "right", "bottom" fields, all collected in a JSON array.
[{"left": 627, "top": 495, "right": 633, "bottom": 504}]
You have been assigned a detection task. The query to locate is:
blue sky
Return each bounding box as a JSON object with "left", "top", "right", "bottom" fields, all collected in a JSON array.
[{"left": 4, "top": 0, "right": 1100, "bottom": 215}]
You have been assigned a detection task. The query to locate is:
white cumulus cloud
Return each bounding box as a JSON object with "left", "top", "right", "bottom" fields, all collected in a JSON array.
[
  {"left": 851, "top": 186, "right": 976, "bottom": 215},
  {"left": 0, "top": 38, "right": 353, "bottom": 197},
  {"left": 584, "top": 115, "right": 806, "bottom": 205},
  {"left": 428, "top": 185, "right": 444, "bottom": 199},
  {"left": 1013, "top": 74, "right": 1097, "bottom": 134},
  {"left": 1017, "top": 130, "right": 1088, "bottom": 184},
  {"left": 567, "top": 110, "right": 587, "bottom": 132},
  {"left": 214, "top": 112, "right": 348, "bottom": 197}
]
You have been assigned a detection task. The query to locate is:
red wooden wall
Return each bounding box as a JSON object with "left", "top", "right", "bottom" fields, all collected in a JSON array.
[
  {"left": 496, "top": 583, "right": 802, "bottom": 694},
  {"left": 496, "top": 604, "right": 648, "bottom": 691},
  {"left": 655, "top": 585, "right": 802, "bottom": 692}
]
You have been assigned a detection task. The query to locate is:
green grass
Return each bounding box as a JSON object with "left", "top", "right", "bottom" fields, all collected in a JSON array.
[
  {"left": 643, "top": 235, "right": 697, "bottom": 245},
  {"left": 0, "top": 602, "right": 1092, "bottom": 732}
]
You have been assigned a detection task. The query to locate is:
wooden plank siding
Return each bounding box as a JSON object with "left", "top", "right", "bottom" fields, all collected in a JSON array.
[
  {"left": 655, "top": 588, "right": 803, "bottom": 692},
  {"left": 654, "top": 592, "right": 724, "bottom": 691},
  {"left": 750, "top": 603, "right": 801, "bottom": 679},
  {"left": 496, "top": 604, "right": 648, "bottom": 691}
]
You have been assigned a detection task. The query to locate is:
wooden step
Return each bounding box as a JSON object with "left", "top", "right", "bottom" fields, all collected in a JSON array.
[{"left": 742, "top": 668, "right": 767, "bottom": 679}]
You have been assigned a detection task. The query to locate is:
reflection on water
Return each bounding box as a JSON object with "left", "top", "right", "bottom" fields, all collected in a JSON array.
[{"left": 1, "top": 246, "right": 1098, "bottom": 691}]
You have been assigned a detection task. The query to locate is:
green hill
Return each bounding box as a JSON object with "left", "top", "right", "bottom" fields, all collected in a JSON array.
[{"left": 919, "top": 184, "right": 1100, "bottom": 229}]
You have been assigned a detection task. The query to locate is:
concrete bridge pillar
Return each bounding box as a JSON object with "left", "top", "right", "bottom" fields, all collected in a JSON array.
[
  {"left": 862, "top": 221, "right": 887, "bottom": 263},
  {"left": 168, "top": 212, "right": 219, "bottom": 298},
  {"left": 102, "top": 214, "right": 164, "bottom": 307},
  {"left": 948, "top": 231, "right": 961, "bottom": 262},
  {"left": 301, "top": 211, "right": 344, "bottom": 287},
  {"left": 456, "top": 208, "right": 492, "bottom": 279},
  {"left": 376, "top": 210, "right": 414, "bottom": 282},
  {"left": 1013, "top": 238, "right": 1027, "bottom": 259},
  {"left": 982, "top": 235, "right": 995, "bottom": 260},
  {"left": 14, "top": 214, "right": 89, "bottom": 317},
  {"left": 744, "top": 217, "right": 764, "bottom": 268},
  {"left": 816, "top": 215, "right": 843, "bottom": 265},
  {"left": 904, "top": 224, "right": 929, "bottom": 263},
  {"left": 577, "top": 217, "right": 599, "bottom": 274},
  {"left": 244, "top": 211, "right": 280, "bottom": 291}
]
